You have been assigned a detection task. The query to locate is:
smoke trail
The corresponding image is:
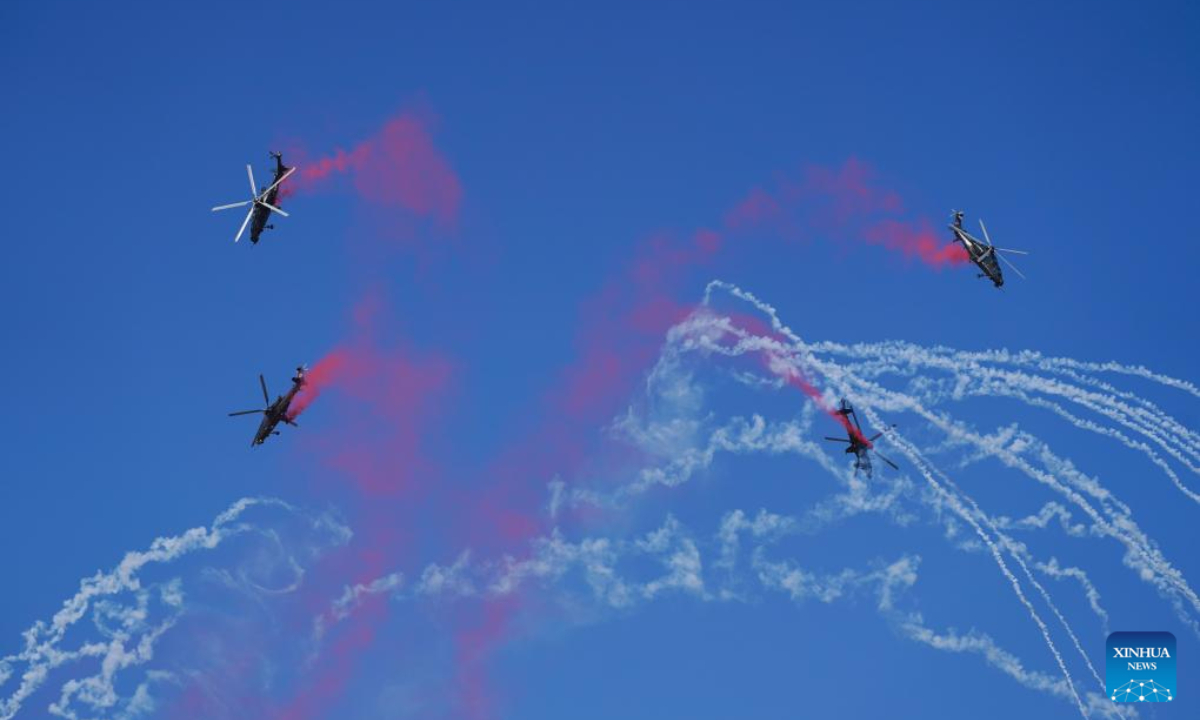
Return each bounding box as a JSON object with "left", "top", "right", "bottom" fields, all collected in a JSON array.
[
  {"left": 287, "top": 350, "right": 349, "bottom": 421},
  {"left": 292, "top": 290, "right": 454, "bottom": 498},
  {"left": 723, "top": 158, "right": 969, "bottom": 269},
  {"left": 804, "top": 339, "right": 1200, "bottom": 499},
  {"left": 647, "top": 280, "right": 1200, "bottom": 714},
  {"left": 1036, "top": 557, "right": 1111, "bottom": 635},
  {"left": 886, "top": 425, "right": 1101, "bottom": 701},
  {"left": 993, "top": 352, "right": 1200, "bottom": 401},
  {"left": 0, "top": 498, "right": 349, "bottom": 720},
  {"left": 282, "top": 110, "right": 462, "bottom": 227},
  {"left": 807, "top": 338, "right": 1200, "bottom": 464},
  {"left": 702, "top": 280, "right": 1200, "bottom": 634},
  {"left": 800, "top": 372, "right": 1092, "bottom": 715}
]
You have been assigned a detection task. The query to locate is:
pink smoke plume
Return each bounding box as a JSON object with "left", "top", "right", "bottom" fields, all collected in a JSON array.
[
  {"left": 724, "top": 157, "right": 968, "bottom": 268},
  {"left": 452, "top": 594, "right": 521, "bottom": 720},
  {"left": 781, "top": 369, "right": 872, "bottom": 445},
  {"left": 286, "top": 351, "right": 348, "bottom": 421},
  {"left": 281, "top": 111, "right": 462, "bottom": 227},
  {"left": 295, "top": 289, "right": 454, "bottom": 498},
  {"left": 244, "top": 291, "right": 454, "bottom": 720},
  {"left": 410, "top": 226, "right": 725, "bottom": 718},
  {"left": 729, "top": 325, "right": 872, "bottom": 446}
]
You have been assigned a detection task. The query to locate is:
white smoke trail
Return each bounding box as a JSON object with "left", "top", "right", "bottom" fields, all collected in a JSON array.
[
  {"left": 0, "top": 498, "right": 350, "bottom": 720},
  {"left": 308, "top": 499, "right": 1124, "bottom": 719},
  {"left": 679, "top": 280, "right": 1199, "bottom": 714},
  {"left": 859, "top": 421, "right": 1089, "bottom": 716},
  {"left": 1035, "top": 556, "right": 1111, "bottom": 635},
  {"left": 611, "top": 306, "right": 1105, "bottom": 703},
  {"left": 709, "top": 282, "right": 1200, "bottom": 504},
  {"left": 701, "top": 279, "right": 1200, "bottom": 633},
  {"left": 831, "top": 342, "right": 1200, "bottom": 465},
  {"left": 822, "top": 346, "right": 1200, "bottom": 498}
]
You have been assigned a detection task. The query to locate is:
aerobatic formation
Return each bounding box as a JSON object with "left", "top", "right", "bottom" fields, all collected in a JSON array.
[
  {"left": 11, "top": 5, "right": 1198, "bottom": 718},
  {"left": 209, "top": 150, "right": 1028, "bottom": 450},
  {"left": 11, "top": 122, "right": 1200, "bottom": 720}
]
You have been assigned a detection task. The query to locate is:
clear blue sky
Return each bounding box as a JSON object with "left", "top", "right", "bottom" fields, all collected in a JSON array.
[{"left": 2, "top": 1, "right": 1198, "bottom": 718}]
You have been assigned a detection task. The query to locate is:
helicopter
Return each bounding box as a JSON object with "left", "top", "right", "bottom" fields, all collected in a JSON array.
[
  {"left": 949, "top": 210, "right": 1028, "bottom": 288},
  {"left": 212, "top": 152, "right": 295, "bottom": 244},
  {"left": 228, "top": 366, "right": 306, "bottom": 446},
  {"left": 823, "top": 398, "right": 899, "bottom": 478}
]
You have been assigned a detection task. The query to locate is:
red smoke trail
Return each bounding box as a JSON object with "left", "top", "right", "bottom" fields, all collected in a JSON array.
[
  {"left": 739, "top": 328, "right": 871, "bottom": 447},
  {"left": 552, "top": 227, "right": 722, "bottom": 454},
  {"left": 294, "top": 289, "right": 454, "bottom": 498},
  {"left": 286, "top": 350, "right": 349, "bottom": 421},
  {"left": 455, "top": 226, "right": 724, "bottom": 545},
  {"left": 781, "top": 370, "right": 870, "bottom": 446},
  {"left": 281, "top": 111, "right": 462, "bottom": 228},
  {"left": 723, "top": 157, "right": 968, "bottom": 268},
  {"left": 864, "top": 218, "right": 968, "bottom": 266},
  {"left": 716, "top": 158, "right": 948, "bottom": 439},
  {"left": 253, "top": 291, "right": 454, "bottom": 720},
  {"left": 229, "top": 112, "right": 463, "bottom": 720},
  {"left": 426, "top": 226, "right": 724, "bottom": 718},
  {"left": 453, "top": 594, "right": 521, "bottom": 720}
]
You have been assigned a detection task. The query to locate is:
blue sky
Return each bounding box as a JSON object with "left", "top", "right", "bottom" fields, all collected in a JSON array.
[{"left": 2, "top": 1, "right": 1199, "bottom": 718}]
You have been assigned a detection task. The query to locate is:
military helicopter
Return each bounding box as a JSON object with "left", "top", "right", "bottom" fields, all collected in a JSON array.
[
  {"left": 823, "top": 398, "right": 898, "bottom": 478},
  {"left": 228, "top": 366, "right": 306, "bottom": 446},
  {"left": 949, "top": 210, "right": 1028, "bottom": 288},
  {"left": 212, "top": 152, "right": 295, "bottom": 244}
]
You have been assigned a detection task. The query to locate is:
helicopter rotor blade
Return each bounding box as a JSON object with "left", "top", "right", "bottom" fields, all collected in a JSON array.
[
  {"left": 233, "top": 206, "right": 254, "bottom": 243},
  {"left": 260, "top": 201, "right": 289, "bottom": 217},
  {"left": 979, "top": 218, "right": 993, "bottom": 247},
  {"left": 261, "top": 166, "right": 296, "bottom": 196},
  {"left": 260, "top": 374, "right": 270, "bottom": 405},
  {"left": 247, "top": 164, "right": 258, "bottom": 197},
  {"left": 824, "top": 436, "right": 851, "bottom": 443},
  {"left": 212, "top": 200, "right": 251, "bottom": 212},
  {"left": 867, "top": 424, "right": 897, "bottom": 443},
  {"left": 228, "top": 409, "right": 264, "bottom": 417},
  {"left": 997, "top": 251, "right": 1027, "bottom": 280},
  {"left": 874, "top": 451, "right": 900, "bottom": 470}
]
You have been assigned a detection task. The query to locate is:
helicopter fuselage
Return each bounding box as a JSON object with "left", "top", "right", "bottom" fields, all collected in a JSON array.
[
  {"left": 951, "top": 225, "right": 1005, "bottom": 288},
  {"left": 249, "top": 156, "right": 292, "bottom": 244}
]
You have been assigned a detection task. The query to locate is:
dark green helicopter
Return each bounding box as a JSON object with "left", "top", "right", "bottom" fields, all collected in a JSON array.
[
  {"left": 212, "top": 152, "right": 295, "bottom": 244},
  {"left": 950, "top": 210, "right": 1029, "bottom": 288},
  {"left": 228, "top": 366, "right": 306, "bottom": 446},
  {"left": 823, "top": 398, "right": 898, "bottom": 478}
]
